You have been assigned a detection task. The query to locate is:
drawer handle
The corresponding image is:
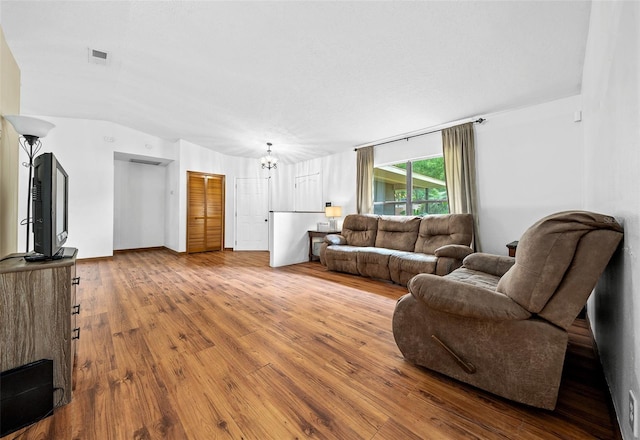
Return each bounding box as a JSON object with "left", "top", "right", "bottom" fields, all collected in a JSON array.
[
  {"left": 72, "top": 277, "right": 81, "bottom": 286},
  {"left": 72, "top": 304, "right": 81, "bottom": 315},
  {"left": 72, "top": 328, "right": 80, "bottom": 340}
]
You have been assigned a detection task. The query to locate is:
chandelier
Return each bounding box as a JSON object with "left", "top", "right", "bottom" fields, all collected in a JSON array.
[{"left": 260, "top": 142, "right": 278, "bottom": 170}]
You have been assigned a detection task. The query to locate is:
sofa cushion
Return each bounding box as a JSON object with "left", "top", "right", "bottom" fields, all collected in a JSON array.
[
  {"left": 375, "top": 216, "right": 421, "bottom": 251},
  {"left": 389, "top": 252, "right": 438, "bottom": 286},
  {"left": 408, "top": 273, "right": 531, "bottom": 320},
  {"left": 415, "top": 214, "right": 473, "bottom": 254},
  {"left": 445, "top": 266, "right": 502, "bottom": 291},
  {"left": 356, "top": 248, "right": 397, "bottom": 281},
  {"left": 342, "top": 215, "right": 379, "bottom": 247},
  {"left": 324, "top": 245, "right": 360, "bottom": 275}
]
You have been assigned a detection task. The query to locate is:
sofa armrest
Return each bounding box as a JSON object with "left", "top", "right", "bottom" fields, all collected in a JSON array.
[
  {"left": 434, "top": 244, "right": 474, "bottom": 260},
  {"left": 462, "top": 253, "right": 515, "bottom": 277},
  {"left": 434, "top": 257, "right": 463, "bottom": 276},
  {"left": 407, "top": 273, "right": 531, "bottom": 320},
  {"left": 324, "top": 234, "right": 346, "bottom": 245}
]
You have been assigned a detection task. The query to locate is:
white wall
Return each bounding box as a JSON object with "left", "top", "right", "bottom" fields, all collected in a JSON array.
[
  {"left": 291, "top": 149, "right": 357, "bottom": 220},
  {"left": 113, "top": 159, "right": 167, "bottom": 250},
  {"left": 374, "top": 130, "right": 442, "bottom": 166},
  {"left": 16, "top": 115, "right": 357, "bottom": 258},
  {"left": 17, "top": 118, "right": 279, "bottom": 256},
  {"left": 18, "top": 118, "right": 114, "bottom": 258},
  {"left": 318, "top": 150, "right": 357, "bottom": 223},
  {"left": 164, "top": 149, "right": 181, "bottom": 252},
  {"left": 266, "top": 150, "right": 357, "bottom": 265},
  {"left": 474, "top": 96, "right": 584, "bottom": 254},
  {"left": 20, "top": 97, "right": 584, "bottom": 263},
  {"left": 171, "top": 140, "right": 283, "bottom": 252},
  {"left": 17, "top": 116, "right": 176, "bottom": 258},
  {"left": 265, "top": 149, "right": 357, "bottom": 219},
  {"left": 370, "top": 96, "right": 584, "bottom": 255},
  {"left": 269, "top": 211, "right": 327, "bottom": 267},
  {"left": 174, "top": 139, "right": 227, "bottom": 252},
  {"left": 582, "top": 2, "right": 640, "bottom": 439}
]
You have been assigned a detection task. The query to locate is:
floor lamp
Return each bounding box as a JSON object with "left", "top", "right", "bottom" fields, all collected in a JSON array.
[{"left": 4, "top": 115, "right": 55, "bottom": 253}]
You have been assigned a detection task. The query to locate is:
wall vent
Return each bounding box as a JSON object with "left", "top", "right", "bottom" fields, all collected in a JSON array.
[
  {"left": 88, "top": 48, "right": 109, "bottom": 65},
  {"left": 130, "top": 159, "right": 162, "bottom": 166}
]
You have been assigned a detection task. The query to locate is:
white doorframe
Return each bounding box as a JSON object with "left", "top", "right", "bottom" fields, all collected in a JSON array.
[{"left": 234, "top": 177, "right": 270, "bottom": 251}]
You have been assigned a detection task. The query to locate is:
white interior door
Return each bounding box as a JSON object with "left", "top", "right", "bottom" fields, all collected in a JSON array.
[{"left": 235, "top": 178, "right": 269, "bottom": 250}]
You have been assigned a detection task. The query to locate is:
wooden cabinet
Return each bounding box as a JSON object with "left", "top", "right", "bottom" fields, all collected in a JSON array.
[
  {"left": 187, "top": 172, "right": 225, "bottom": 253},
  {"left": 0, "top": 249, "right": 80, "bottom": 406}
]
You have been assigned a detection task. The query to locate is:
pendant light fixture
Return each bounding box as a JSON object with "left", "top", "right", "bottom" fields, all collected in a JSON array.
[{"left": 260, "top": 142, "right": 278, "bottom": 170}]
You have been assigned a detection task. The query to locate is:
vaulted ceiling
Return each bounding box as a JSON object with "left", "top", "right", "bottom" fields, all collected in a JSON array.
[{"left": 1, "top": 1, "right": 591, "bottom": 163}]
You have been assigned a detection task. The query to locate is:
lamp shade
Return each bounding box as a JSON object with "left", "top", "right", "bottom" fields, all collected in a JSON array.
[
  {"left": 325, "top": 206, "right": 342, "bottom": 218},
  {"left": 4, "top": 115, "right": 55, "bottom": 138}
]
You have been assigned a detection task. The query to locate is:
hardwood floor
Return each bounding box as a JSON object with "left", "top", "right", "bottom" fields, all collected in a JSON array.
[{"left": 5, "top": 249, "right": 620, "bottom": 439}]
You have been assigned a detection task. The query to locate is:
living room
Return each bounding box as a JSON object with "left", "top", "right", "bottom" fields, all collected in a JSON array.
[{"left": 0, "top": 1, "right": 638, "bottom": 439}]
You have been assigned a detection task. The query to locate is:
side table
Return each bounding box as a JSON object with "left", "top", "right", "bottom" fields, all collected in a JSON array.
[{"left": 308, "top": 230, "right": 339, "bottom": 261}]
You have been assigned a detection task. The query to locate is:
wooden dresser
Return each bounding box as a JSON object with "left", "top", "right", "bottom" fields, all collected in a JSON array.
[{"left": 0, "top": 249, "right": 80, "bottom": 406}]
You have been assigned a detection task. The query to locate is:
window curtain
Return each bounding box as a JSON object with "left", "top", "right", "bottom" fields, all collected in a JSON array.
[
  {"left": 442, "top": 122, "right": 481, "bottom": 251},
  {"left": 356, "top": 146, "right": 374, "bottom": 214}
]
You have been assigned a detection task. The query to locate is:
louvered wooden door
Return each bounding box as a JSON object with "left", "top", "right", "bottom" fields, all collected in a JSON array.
[{"left": 187, "top": 172, "right": 225, "bottom": 253}]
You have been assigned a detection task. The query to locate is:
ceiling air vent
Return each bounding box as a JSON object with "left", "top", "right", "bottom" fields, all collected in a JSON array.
[
  {"left": 88, "top": 48, "right": 109, "bottom": 65},
  {"left": 130, "top": 159, "right": 162, "bottom": 166}
]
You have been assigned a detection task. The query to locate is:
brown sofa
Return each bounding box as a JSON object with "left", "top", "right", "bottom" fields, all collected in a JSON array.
[
  {"left": 319, "top": 213, "right": 474, "bottom": 285},
  {"left": 392, "top": 210, "right": 624, "bottom": 409}
]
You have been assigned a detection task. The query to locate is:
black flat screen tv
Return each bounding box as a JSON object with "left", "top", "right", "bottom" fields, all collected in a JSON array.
[{"left": 32, "top": 152, "right": 68, "bottom": 258}]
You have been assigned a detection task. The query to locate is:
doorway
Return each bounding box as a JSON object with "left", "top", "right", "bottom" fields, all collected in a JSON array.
[{"left": 187, "top": 171, "right": 225, "bottom": 253}]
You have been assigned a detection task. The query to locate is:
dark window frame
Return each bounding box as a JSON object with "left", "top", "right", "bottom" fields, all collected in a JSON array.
[{"left": 373, "top": 157, "right": 448, "bottom": 216}]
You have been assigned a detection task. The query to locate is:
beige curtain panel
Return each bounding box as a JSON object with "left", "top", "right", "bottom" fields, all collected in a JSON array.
[
  {"left": 356, "top": 146, "right": 374, "bottom": 214},
  {"left": 442, "top": 122, "right": 481, "bottom": 251}
]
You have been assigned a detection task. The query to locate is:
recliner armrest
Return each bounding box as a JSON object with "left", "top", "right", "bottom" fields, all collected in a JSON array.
[
  {"left": 462, "top": 253, "right": 515, "bottom": 277},
  {"left": 434, "top": 244, "right": 474, "bottom": 260},
  {"left": 407, "top": 273, "right": 530, "bottom": 320},
  {"left": 324, "top": 234, "right": 346, "bottom": 245}
]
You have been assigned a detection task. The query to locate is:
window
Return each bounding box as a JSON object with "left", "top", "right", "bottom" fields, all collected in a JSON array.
[{"left": 373, "top": 157, "right": 448, "bottom": 216}]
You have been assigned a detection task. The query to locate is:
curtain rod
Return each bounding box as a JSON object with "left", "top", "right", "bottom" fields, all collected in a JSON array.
[{"left": 354, "top": 118, "right": 486, "bottom": 151}]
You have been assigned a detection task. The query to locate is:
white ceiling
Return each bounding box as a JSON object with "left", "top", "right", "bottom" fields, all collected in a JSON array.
[{"left": 1, "top": 1, "right": 591, "bottom": 164}]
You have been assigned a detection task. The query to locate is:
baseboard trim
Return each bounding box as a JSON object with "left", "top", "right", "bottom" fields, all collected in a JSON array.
[
  {"left": 79, "top": 246, "right": 232, "bottom": 261},
  {"left": 583, "top": 314, "right": 623, "bottom": 440},
  {"left": 77, "top": 255, "right": 113, "bottom": 262},
  {"left": 163, "top": 247, "right": 186, "bottom": 255}
]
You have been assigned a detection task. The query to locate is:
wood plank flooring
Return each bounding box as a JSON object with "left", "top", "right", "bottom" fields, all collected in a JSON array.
[{"left": 4, "top": 249, "right": 620, "bottom": 439}]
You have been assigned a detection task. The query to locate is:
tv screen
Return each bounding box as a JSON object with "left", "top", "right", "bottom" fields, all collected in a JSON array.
[{"left": 32, "top": 152, "right": 68, "bottom": 258}]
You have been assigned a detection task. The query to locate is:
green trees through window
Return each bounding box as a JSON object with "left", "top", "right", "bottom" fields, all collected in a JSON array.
[{"left": 373, "top": 157, "right": 449, "bottom": 216}]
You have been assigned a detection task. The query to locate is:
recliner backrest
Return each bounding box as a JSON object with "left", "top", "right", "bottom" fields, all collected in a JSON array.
[
  {"left": 414, "top": 214, "right": 474, "bottom": 254},
  {"left": 341, "top": 214, "right": 379, "bottom": 247},
  {"left": 375, "top": 216, "right": 421, "bottom": 251},
  {"left": 538, "top": 227, "right": 623, "bottom": 329},
  {"left": 496, "top": 211, "right": 623, "bottom": 324}
]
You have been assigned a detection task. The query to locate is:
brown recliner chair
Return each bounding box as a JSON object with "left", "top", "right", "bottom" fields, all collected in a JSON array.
[{"left": 392, "top": 211, "right": 623, "bottom": 410}]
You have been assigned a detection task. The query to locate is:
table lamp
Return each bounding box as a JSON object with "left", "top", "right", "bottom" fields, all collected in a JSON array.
[{"left": 325, "top": 206, "right": 342, "bottom": 232}]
